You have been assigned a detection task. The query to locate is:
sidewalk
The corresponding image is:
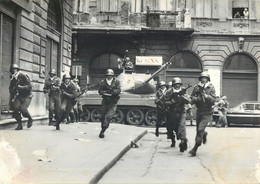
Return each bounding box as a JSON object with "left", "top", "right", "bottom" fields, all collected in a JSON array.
[{"left": 0, "top": 122, "right": 147, "bottom": 184}]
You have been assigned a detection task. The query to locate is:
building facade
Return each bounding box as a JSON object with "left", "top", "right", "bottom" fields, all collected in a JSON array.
[
  {"left": 0, "top": 0, "right": 73, "bottom": 120},
  {"left": 72, "top": 0, "right": 260, "bottom": 107}
]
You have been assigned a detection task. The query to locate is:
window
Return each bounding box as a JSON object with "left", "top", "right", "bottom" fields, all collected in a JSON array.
[
  {"left": 232, "top": 0, "right": 249, "bottom": 18},
  {"left": 100, "top": 0, "right": 118, "bottom": 12},
  {"left": 243, "top": 104, "right": 254, "bottom": 110},
  {"left": 168, "top": 52, "right": 201, "bottom": 70},
  {"left": 224, "top": 54, "right": 257, "bottom": 72},
  {"left": 47, "top": 0, "right": 61, "bottom": 31},
  {"left": 255, "top": 104, "right": 260, "bottom": 110}
]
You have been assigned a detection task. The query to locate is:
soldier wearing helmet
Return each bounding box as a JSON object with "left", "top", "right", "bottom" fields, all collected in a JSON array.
[
  {"left": 154, "top": 81, "right": 167, "bottom": 137},
  {"left": 54, "top": 73, "right": 80, "bottom": 130},
  {"left": 98, "top": 69, "right": 121, "bottom": 138},
  {"left": 161, "top": 77, "right": 190, "bottom": 152},
  {"left": 71, "top": 78, "right": 84, "bottom": 122},
  {"left": 189, "top": 71, "right": 216, "bottom": 157},
  {"left": 9, "top": 63, "right": 33, "bottom": 130},
  {"left": 43, "top": 69, "right": 61, "bottom": 126},
  {"left": 215, "top": 95, "right": 229, "bottom": 128}
]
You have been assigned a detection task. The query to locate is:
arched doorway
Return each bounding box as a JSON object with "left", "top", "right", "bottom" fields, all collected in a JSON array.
[
  {"left": 89, "top": 53, "right": 121, "bottom": 85},
  {"left": 166, "top": 51, "right": 202, "bottom": 91},
  {"left": 223, "top": 53, "right": 258, "bottom": 107}
]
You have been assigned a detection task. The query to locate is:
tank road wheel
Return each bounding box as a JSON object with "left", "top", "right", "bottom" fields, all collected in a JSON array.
[
  {"left": 126, "top": 109, "right": 144, "bottom": 125},
  {"left": 111, "top": 109, "right": 125, "bottom": 124},
  {"left": 145, "top": 110, "right": 157, "bottom": 126},
  {"left": 90, "top": 109, "right": 102, "bottom": 122},
  {"left": 82, "top": 108, "right": 91, "bottom": 122}
]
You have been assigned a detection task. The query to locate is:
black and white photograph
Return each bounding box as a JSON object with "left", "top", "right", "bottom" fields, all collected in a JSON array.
[{"left": 0, "top": 0, "right": 260, "bottom": 183}]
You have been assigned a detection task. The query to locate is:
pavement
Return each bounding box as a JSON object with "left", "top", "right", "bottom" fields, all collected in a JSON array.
[{"left": 0, "top": 122, "right": 147, "bottom": 184}]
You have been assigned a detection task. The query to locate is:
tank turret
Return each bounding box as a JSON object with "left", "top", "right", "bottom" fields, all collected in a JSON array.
[{"left": 117, "top": 62, "right": 170, "bottom": 94}]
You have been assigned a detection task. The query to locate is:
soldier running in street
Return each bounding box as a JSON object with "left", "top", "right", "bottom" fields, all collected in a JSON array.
[
  {"left": 154, "top": 81, "right": 167, "bottom": 137},
  {"left": 98, "top": 69, "right": 121, "bottom": 138},
  {"left": 189, "top": 71, "right": 216, "bottom": 156},
  {"left": 9, "top": 64, "right": 33, "bottom": 130},
  {"left": 161, "top": 77, "right": 191, "bottom": 152},
  {"left": 43, "top": 69, "right": 61, "bottom": 126},
  {"left": 55, "top": 74, "right": 79, "bottom": 130}
]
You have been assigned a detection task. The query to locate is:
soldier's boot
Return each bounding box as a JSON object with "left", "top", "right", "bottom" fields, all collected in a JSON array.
[
  {"left": 15, "top": 121, "right": 23, "bottom": 130},
  {"left": 155, "top": 127, "right": 159, "bottom": 137},
  {"left": 27, "top": 118, "right": 33, "bottom": 128},
  {"left": 56, "top": 123, "right": 60, "bottom": 130},
  {"left": 179, "top": 139, "right": 188, "bottom": 152},
  {"left": 202, "top": 131, "right": 208, "bottom": 144},
  {"left": 48, "top": 118, "right": 53, "bottom": 126},
  {"left": 189, "top": 143, "right": 200, "bottom": 157},
  {"left": 99, "top": 128, "right": 106, "bottom": 138}
]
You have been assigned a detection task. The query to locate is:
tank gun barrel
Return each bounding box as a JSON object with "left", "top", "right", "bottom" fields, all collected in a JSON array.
[{"left": 144, "top": 62, "right": 171, "bottom": 84}]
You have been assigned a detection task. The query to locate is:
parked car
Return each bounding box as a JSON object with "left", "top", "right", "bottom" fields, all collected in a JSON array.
[{"left": 213, "top": 101, "right": 260, "bottom": 127}]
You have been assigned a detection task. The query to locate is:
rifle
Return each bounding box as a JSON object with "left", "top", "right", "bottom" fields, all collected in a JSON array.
[
  {"left": 78, "top": 83, "right": 99, "bottom": 97},
  {"left": 196, "top": 84, "right": 206, "bottom": 102}
]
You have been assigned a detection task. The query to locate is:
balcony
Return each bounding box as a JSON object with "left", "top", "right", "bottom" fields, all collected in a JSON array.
[{"left": 192, "top": 17, "right": 260, "bottom": 35}]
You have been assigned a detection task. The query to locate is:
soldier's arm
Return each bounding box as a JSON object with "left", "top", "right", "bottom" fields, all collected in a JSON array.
[
  {"left": 98, "top": 80, "right": 106, "bottom": 95},
  {"left": 112, "top": 80, "right": 121, "bottom": 95},
  {"left": 17, "top": 74, "right": 32, "bottom": 91},
  {"left": 204, "top": 85, "right": 216, "bottom": 104}
]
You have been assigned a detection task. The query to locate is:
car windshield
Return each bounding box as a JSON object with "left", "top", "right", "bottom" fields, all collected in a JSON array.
[{"left": 243, "top": 104, "right": 254, "bottom": 110}]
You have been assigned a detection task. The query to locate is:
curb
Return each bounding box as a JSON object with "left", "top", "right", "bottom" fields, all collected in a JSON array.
[{"left": 89, "top": 130, "right": 148, "bottom": 184}]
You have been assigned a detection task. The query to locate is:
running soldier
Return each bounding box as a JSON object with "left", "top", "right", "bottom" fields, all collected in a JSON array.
[
  {"left": 9, "top": 64, "right": 33, "bottom": 130},
  {"left": 98, "top": 69, "right": 121, "bottom": 138},
  {"left": 161, "top": 77, "right": 191, "bottom": 152},
  {"left": 55, "top": 74, "right": 79, "bottom": 130},
  {"left": 43, "top": 69, "right": 61, "bottom": 126},
  {"left": 189, "top": 72, "right": 216, "bottom": 156},
  {"left": 154, "top": 81, "right": 167, "bottom": 137}
]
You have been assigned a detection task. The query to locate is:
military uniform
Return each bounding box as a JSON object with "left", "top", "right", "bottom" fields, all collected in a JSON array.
[
  {"left": 154, "top": 82, "right": 167, "bottom": 137},
  {"left": 55, "top": 75, "right": 79, "bottom": 130},
  {"left": 189, "top": 72, "right": 216, "bottom": 156},
  {"left": 98, "top": 69, "right": 121, "bottom": 138},
  {"left": 72, "top": 79, "right": 83, "bottom": 122},
  {"left": 9, "top": 70, "right": 33, "bottom": 130},
  {"left": 162, "top": 80, "right": 190, "bottom": 152},
  {"left": 215, "top": 96, "right": 229, "bottom": 127},
  {"left": 43, "top": 75, "right": 61, "bottom": 125}
]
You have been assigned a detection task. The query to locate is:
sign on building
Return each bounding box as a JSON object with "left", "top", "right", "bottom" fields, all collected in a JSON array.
[{"left": 135, "top": 56, "right": 163, "bottom": 66}]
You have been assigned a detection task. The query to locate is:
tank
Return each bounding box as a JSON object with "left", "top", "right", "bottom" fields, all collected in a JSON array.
[{"left": 80, "top": 62, "right": 170, "bottom": 126}]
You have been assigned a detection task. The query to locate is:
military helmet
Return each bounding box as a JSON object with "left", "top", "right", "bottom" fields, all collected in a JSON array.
[
  {"left": 168, "top": 81, "right": 172, "bottom": 86},
  {"left": 199, "top": 71, "right": 210, "bottom": 81},
  {"left": 10, "top": 64, "right": 19, "bottom": 70},
  {"left": 221, "top": 96, "right": 227, "bottom": 100},
  {"left": 63, "top": 73, "right": 71, "bottom": 80},
  {"left": 159, "top": 81, "right": 166, "bottom": 87},
  {"left": 105, "top": 69, "right": 114, "bottom": 76},
  {"left": 49, "top": 69, "right": 56, "bottom": 75},
  {"left": 172, "top": 77, "right": 182, "bottom": 85}
]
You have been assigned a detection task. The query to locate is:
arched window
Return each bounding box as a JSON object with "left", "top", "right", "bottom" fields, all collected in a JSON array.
[
  {"left": 224, "top": 53, "right": 257, "bottom": 72},
  {"left": 90, "top": 53, "right": 120, "bottom": 69},
  {"left": 168, "top": 52, "right": 202, "bottom": 70},
  {"left": 89, "top": 53, "right": 121, "bottom": 85},
  {"left": 223, "top": 53, "right": 258, "bottom": 107}
]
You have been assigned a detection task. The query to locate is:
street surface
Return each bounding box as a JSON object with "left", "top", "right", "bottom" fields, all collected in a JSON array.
[
  {"left": 0, "top": 122, "right": 146, "bottom": 184},
  {"left": 100, "top": 126, "right": 260, "bottom": 184}
]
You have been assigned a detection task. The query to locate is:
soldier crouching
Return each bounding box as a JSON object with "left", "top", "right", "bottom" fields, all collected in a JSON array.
[
  {"left": 161, "top": 77, "right": 191, "bottom": 152},
  {"left": 9, "top": 64, "right": 33, "bottom": 130},
  {"left": 98, "top": 69, "right": 121, "bottom": 138}
]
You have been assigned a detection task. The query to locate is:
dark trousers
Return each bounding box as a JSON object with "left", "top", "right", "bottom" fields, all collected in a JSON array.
[
  {"left": 156, "top": 108, "right": 165, "bottom": 129},
  {"left": 166, "top": 111, "right": 187, "bottom": 141},
  {"left": 100, "top": 101, "right": 117, "bottom": 129},
  {"left": 12, "top": 95, "right": 33, "bottom": 122},
  {"left": 49, "top": 94, "right": 61, "bottom": 121},
  {"left": 57, "top": 97, "right": 76, "bottom": 124},
  {"left": 195, "top": 113, "right": 212, "bottom": 145}
]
